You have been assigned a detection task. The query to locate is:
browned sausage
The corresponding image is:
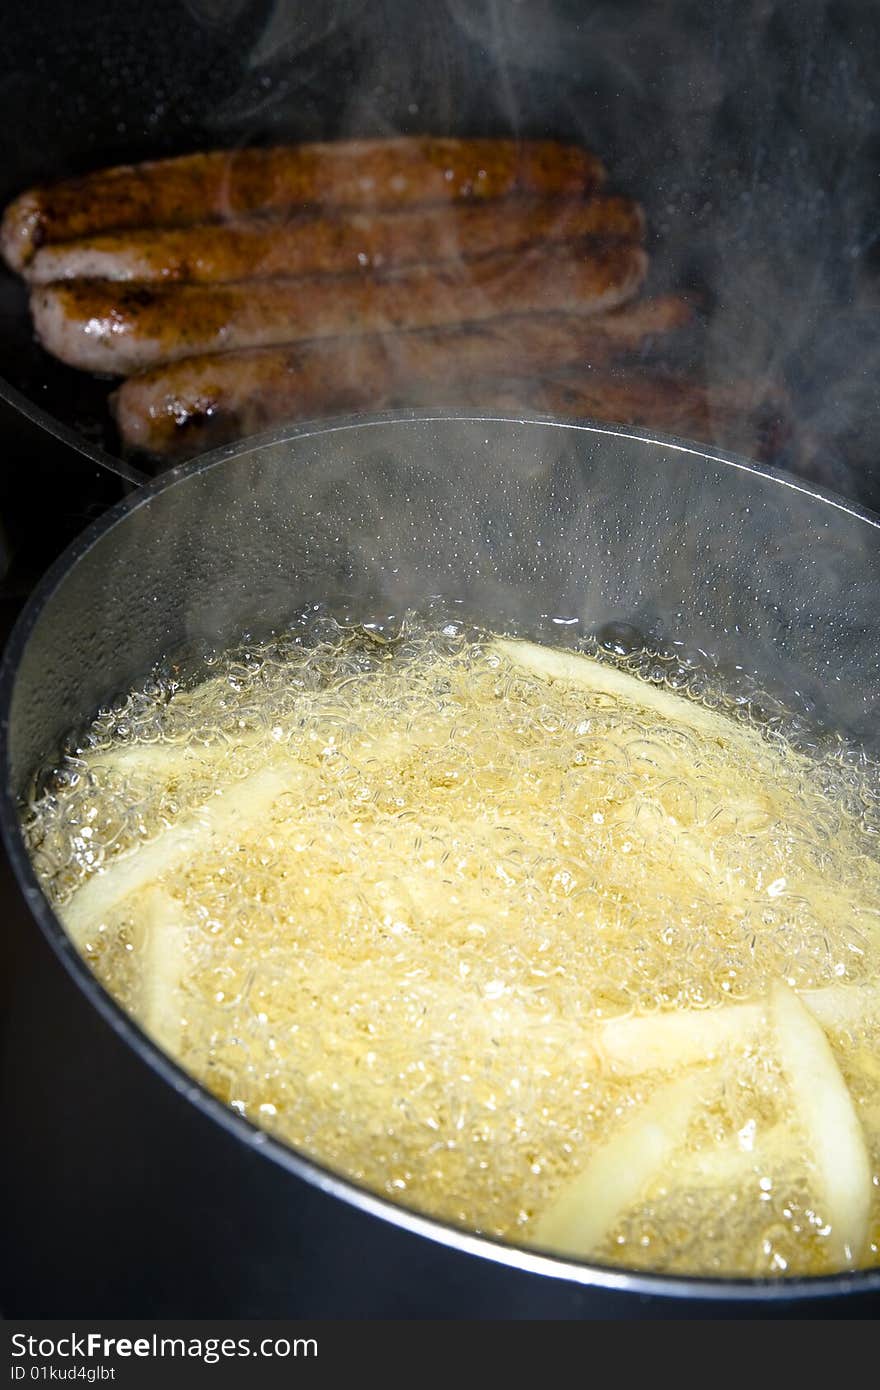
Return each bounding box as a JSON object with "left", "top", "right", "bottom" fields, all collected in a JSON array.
[
  {"left": 33, "top": 241, "right": 648, "bottom": 374},
  {"left": 1, "top": 139, "right": 606, "bottom": 272},
  {"left": 26, "top": 194, "right": 643, "bottom": 285},
  {"left": 112, "top": 296, "right": 694, "bottom": 456},
  {"left": 465, "top": 372, "right": 791, "bottom": 460}
]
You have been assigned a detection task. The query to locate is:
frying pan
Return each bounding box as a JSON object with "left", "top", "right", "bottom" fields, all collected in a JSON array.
[
  {"left": 2, "top": 410, "right": 879, "bottom": 1317},
  {"left": 1, "top": 0, "right": 879, "bottom": 505}
]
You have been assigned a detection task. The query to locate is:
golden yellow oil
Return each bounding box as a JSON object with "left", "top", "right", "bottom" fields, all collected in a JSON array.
[{"left": 23, "top": 613, "right": 880, "bottom": 1277}]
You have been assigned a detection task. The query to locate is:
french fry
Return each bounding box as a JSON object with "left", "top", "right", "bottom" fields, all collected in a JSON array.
[
  {"left": 597, "top": 1002, "right": 765, "bottom": 1074},
  {"left": 140, "top": 886, "right": 189, "bottom": 1055},
  {"left": 89, "top": 740, "right": 248, "bottom": 783},
  {"left": 62, "top": 762, "right": 298, "bottom": 942},
  {"left": 62, "top": 720, "right": 451, "bottom": 939},
  {"left": 596, "top": 983, "right": 880, "bottom": 1076},
  {"left": 800, "top": 982, "right": 880, "bottom": 1035},
  {"left": 771, "top": 981, "right": 872, "bottom": 1266},
  {"left": 532, "top": 1070, "right": 711, "bottom": 1257},
  {"left": 490, "top": 638, "right": 735, "bottom": 741}
]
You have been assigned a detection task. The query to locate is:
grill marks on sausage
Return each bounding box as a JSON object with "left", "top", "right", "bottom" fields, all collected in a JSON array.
[
  {"left": 0, "top": 138, "right": 605, "bottom": 271},
  {"left": 25, "top": 194, "right": 643, "bottom": 284},
  {"left": 111, "top": 297, "right": 695, "bottom": 456},
  {"left": 32, "top": 241, "right": 649, "bottom": 374}
]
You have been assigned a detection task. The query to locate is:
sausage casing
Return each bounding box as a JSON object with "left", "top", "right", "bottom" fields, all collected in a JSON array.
[
  {"left": 2, "top": 138, "right": 606, "bottom": 271},
  {"left": 112, "top": 296, "right": 694, "bottom": 456},
  {"left": 33, "top": 240, "right": 648, "bottom": 374},
  {"left": 26, "top": 195, "right": 642, "bottom": 285}
]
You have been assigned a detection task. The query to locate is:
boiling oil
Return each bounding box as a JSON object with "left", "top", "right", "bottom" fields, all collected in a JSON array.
[{"left": 23, "top": 613, "right": 880, "bottom": 1276}]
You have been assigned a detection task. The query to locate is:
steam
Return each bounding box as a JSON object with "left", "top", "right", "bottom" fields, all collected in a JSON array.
[
  {"left": 246, "top": 0, "right": 371, "bottom": 69},
  {"left": 182, "top": 0, "right": 251, "bottom": 29},
  {"left": 178, "top": 1, "right": 880, "bottom": 501},
  {"left": 11, "top": 1, "right": 878, "bottom": 749}
]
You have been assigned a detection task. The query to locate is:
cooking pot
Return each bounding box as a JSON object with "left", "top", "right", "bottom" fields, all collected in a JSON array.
[{"left": 2, "top": 411, "right": 879, "bottom": 1317}]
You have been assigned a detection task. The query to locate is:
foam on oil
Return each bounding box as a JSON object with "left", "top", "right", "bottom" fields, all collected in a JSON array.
[{"left": 22, "top": 611, "right": 880, "bottom": 1276}]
